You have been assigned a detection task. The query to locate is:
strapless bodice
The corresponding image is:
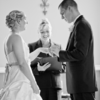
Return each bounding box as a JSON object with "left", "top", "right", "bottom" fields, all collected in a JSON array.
[
  {"left": 5, "top": 36, "right": 30, "bottom": 65},
  {"left": 4, "top": 49, "right": 31, "bottom": 90},
  {"left": 7, "top": 52, "right": 17, "bottom": 64},
  {"left": 3, "top": 35, "right": 31, "bottom": 86}
]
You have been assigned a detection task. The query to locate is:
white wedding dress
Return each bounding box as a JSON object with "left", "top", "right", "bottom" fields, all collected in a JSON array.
[{"left": 0, "top": 35, "right": 42, "bottom": 100}]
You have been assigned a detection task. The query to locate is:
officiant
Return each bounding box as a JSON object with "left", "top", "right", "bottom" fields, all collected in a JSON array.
[{"left": 28, "top": 18, "right": 65, "bottom": 100}]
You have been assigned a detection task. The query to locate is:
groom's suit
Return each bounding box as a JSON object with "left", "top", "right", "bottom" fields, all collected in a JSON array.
[{"left": 58, "top": 15, "right": 98, "bottom": 94}]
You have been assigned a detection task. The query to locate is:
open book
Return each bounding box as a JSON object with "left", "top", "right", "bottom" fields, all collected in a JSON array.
[{"left": 31, "top": 56, "right": 62, "bottom": 71}]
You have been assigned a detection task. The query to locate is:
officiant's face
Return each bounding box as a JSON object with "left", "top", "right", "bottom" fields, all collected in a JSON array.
[
  {"left": 39, "top": 25, "right": 51, "bottom": 41},
  {"left": 60, "top": 6, "right": 73, "bottom": 23}
]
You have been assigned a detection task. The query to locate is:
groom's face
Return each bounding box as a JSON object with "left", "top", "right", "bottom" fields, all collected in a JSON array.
[{"left": 60, "top": 7, "right": 72, "bottom": 23}]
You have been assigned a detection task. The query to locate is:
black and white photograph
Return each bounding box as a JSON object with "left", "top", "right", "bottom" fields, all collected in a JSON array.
[{"left": 0, "top": 0, "right": 100, "bottom": 100}]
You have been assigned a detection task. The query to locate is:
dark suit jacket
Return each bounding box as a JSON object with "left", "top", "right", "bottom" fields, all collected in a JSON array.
[
  {"left": 58, "top": 15, "right": 98, "bottom": 93},
  {"left": 28, "top": 39, "right": 63, "bottom": 89}
]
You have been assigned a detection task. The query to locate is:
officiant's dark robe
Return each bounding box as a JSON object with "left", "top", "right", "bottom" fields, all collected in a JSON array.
[{"left": 28, "top": 39, "right": 64, "bottom": 89}]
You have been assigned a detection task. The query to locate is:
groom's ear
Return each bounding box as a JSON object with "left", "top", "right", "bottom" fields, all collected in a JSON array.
[
  {"left": 68, "top": 6, "right": 75, "bottom": 13},
  {"left": 68, "top": 6, "right": 71, "bottom": 11}
]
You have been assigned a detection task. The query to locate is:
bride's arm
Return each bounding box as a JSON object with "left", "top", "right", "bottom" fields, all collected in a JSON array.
[
  {"left": 29, "top": 47, "right": 50, "bottom": 61},
  {"left": 29, "top": 48, "right": 41, "bottom": 62},
  {"left": 12, "top": 35, "right": 40, "bottom": 94}
]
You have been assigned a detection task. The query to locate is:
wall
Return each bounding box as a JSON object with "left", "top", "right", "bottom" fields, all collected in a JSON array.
[{"left": 0, "top": 0, "right": 100, "bottom": 68}]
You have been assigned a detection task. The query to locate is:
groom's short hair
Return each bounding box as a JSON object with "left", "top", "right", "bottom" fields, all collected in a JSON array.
[{"left": 58, "top": 0, "right": 78, "bottom": 10}]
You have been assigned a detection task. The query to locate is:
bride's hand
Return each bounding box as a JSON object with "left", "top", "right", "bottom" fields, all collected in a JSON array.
[
  {"left": 38, "top": 47, "right": 54, "bottom": 57},
  {"left": 38, "top": 47, "right": 49, "bottom": 54},
  {"left": 31, "top": 83, "right": 40, "bottom": 94},
  {"left": 29, "top": 47, "right": 50, "bottom": 61}
]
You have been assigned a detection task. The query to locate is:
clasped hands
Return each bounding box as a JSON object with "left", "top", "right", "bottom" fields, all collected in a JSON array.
[
  {"left": 37, "top": 45, "right": 60, "bottom": 71},
  {"left": 39, "top": 45, "right": 60, "bottom": 57}
]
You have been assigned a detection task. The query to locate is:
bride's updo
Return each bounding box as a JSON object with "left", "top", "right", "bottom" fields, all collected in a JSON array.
[{"left": 6, "top": 10, "right": 25, "bottom": 30}]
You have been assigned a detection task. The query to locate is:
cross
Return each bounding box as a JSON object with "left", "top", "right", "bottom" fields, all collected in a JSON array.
[{"left": 40, "top": 0, "right": 49, "bottom": 15}]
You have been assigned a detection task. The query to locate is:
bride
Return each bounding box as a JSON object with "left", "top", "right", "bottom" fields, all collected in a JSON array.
[{"left": 0, "top": 10, "right": 50, "bottom": 100}]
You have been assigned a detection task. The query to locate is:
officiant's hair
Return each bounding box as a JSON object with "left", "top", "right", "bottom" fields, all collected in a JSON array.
[
  {"left": 58, "top": 0, "right": 78, "bottom": 10},
  {"left": 38, "top": 18, "right": 52, "bottom": 33},
  {"left": 6, "top": 10, "right": 25, "bottom": 30}
]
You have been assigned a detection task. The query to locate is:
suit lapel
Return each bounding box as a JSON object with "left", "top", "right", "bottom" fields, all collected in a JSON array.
[
  {"left": 66, "top": 31, "right": 74, "bottom": 49},
  {"left": 74, "top": 15, "right": 83, "bottom": 25},
  {"left": 66, "top": 15, "right": 83, "bottom": 50}
]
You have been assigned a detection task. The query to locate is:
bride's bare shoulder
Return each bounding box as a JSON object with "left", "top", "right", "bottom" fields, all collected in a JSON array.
[{"left": 8, "top": 34, "right": 22, "bottom": 42}]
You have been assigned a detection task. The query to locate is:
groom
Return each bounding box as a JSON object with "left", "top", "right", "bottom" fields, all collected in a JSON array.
[{"left": 50, "top": 0, "right": 98, "bottom": 100}]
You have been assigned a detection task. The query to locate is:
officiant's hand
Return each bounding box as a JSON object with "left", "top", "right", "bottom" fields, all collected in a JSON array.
[
  {"left": 49, "top": 45, "right": 60, "bottom": 57},
  {"left": 37, "top": 62, "right": 51, "bottom": 71}
]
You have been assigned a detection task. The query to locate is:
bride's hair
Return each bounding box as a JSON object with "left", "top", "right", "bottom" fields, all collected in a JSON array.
[
  {"left": 6, "top": 10, "right": 25, "bottom": 30},
  {"left": 38, "top": 18, "right": 52, "bottom": 33}
]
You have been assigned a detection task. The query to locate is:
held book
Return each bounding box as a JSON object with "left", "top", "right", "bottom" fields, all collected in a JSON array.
[{"left": 31, "top": 57, "right": 62, "bottom": 71}]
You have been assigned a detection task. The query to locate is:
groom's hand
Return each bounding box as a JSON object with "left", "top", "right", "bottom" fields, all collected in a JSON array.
[{"left": 49, "top": 45, "right": 60, "bottom": 57}]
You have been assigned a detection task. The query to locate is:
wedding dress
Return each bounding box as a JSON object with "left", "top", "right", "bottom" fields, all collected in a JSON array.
[{"left": 0, "top": 35, "right": 42, "bottom": 100}]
